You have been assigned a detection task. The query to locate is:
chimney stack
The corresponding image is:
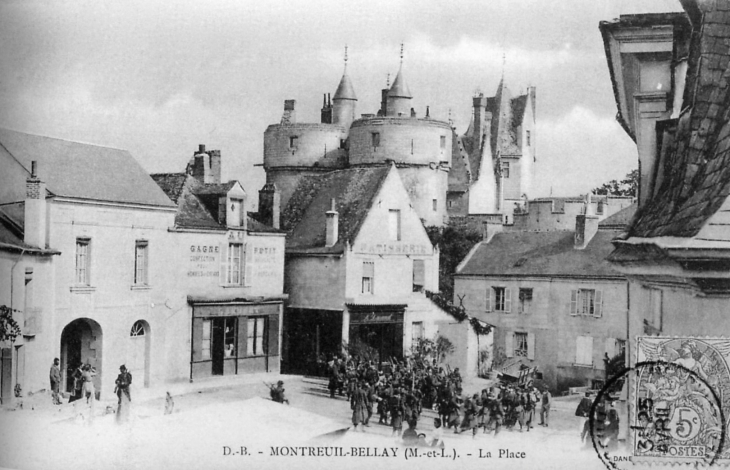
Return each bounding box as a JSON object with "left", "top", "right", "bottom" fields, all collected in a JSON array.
[
  {"left": 281, "top": 99, "right": 297, "bottom": 125},
  {"left": 24, "top": 161, "right": 47, "bottom": 248},
  {"left": 325, "top": 198, "right": 339, "bottom": 247},
  {"left": 208, "top": 149, "right": 221, "bottom": 184},
  {"left": 258, "top": 183, "right": 280, "bottom": 229},
  {"left": 574, "top": 212, "right": 599, "bottom": 249}
]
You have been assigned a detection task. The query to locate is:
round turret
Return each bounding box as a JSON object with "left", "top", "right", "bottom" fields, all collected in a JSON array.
[
  {"left": 386, "top": 68, "right": 412, "bottom": 117},
  {"left": 332, "top": 71, "right": 357, "bottom": 130},
  {"left": 263, "top": 123, "right": 347, "bottom": 170}
]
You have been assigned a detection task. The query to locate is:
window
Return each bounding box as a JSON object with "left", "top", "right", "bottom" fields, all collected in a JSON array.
[
  {"left": 371, "top": 132, "right": 380, "bottom": 149},
  {"left": 227, "top": 243, "right": 242, "bottom": 285},
  {"left": 432, "top": 199, "right": 437, "bottom": 212},
  {"left": 518, "top": 288, "right": 533, "bottom": 314},
  {"left": 289, "top": 136, "right": 298, "bottom": 148},
  {"left": 526, "top": 130, "right": 531, "bottom": 147},
  {"left": 501, "top": 162, "right": 510, "bottom": 178},
  {"left": 597, "top": 200, "right": 604, "bottom": 215},
  {"left": 130, "top": 321, "right": 146, "bottom": 337},
  {"left": 388, "top": 210, "right": 401, "bottom": 241},
  {"left": 75, "top": 238, "right": 91, "bottom": 285},
  {"left": 448, "top": 200, "right": 453, "bottom": 208},
  {"left": 616, "top": 339, "right": 626, "bottom": 358},
  {"left": 639, "top": 59, "right": 671, "bottom": 92},
  {"left": 514, "top": 332, "right": 528, "bottom": 357},
  {"left": 362, "top": 261, "right": 374, "bottom": 294},
  {"left": 440, "top": 135, "right": 446, "bottom": 149},
  {"left": 489, "top": 287, "right": 511, "bottom": 313},
  {"left": 570, "top": 289, "right": 603, "bottom": 317},
  {"left": 247, "top": 317, "right": 266, "bottom": 356},
  {"left": 412, "top": 259, "right": 425, "bottom": 292},
  {"left": 576, "top": 336, "right": 594, "bottom": 365},
  {"left": 228, "top": 199, "right": 243, "bottom": 227},
  {"left": 202, "top": 320, "right": 211, "bottom": 360},
  {"left": 412, "top": 322, "right": 424, "bottom": 345},
  {"left": 134, "top": 240, "right": 149, "bottom": 285},
  {"left": 224, "top": 317, "right": 236, "bottom": 357}
]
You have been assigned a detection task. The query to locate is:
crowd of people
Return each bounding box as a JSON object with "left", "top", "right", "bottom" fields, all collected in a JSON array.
[{"left": 325, "top": 355, "right": 553, "bottom": 442}]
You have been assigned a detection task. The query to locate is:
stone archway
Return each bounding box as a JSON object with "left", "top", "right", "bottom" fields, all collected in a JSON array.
[
  {"left": 60, "top": 318, "right": 103, "bottom": 396},
  {"left": 128, "top": 320, "right": 150, "bottom": 388}
]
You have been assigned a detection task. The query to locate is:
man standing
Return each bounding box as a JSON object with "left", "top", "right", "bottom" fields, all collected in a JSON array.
[
  {"left": 539, "top": 387, "right": 552, "bottom": 426},
  {"left": 49, "top": 358, "right": 62, "bottom": 405}
]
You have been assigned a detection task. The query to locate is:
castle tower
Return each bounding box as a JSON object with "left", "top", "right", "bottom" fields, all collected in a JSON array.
[
  {"left": 332, "top": 46, "right": 357, "bottom": 131},
  {"left": 386, "top": 45, "right": 412, "bottom": 117}
]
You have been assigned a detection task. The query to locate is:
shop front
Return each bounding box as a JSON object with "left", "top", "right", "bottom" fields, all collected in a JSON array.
[
  {"left": 347, "top": 304, "right": 405, "bottom": 364},
  {"left": 190, "top": 300, "right": 282, "bottom": 380}
]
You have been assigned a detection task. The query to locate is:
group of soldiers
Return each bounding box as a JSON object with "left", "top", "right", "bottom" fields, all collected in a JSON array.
[{"left": 326, "top": 355, "right": 552, "bottom": 437}]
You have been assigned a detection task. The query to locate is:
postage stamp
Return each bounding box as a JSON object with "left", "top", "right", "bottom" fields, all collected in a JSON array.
[{"left": 631, "top": 337, "right": 730, "bottom": 465}]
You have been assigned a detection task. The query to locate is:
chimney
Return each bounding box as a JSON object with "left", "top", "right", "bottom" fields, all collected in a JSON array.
[
  {"left": 281, "top": 99, "right": 296, "bottom": 125},
  {"left": 325, "top": 198, "right": 339, "bottom": 247},
  {"left": 473, "top": 94, "right": 487, "bottom": 139},
  {"left": 380, "top": 88, "right": 389, "bottom": 117},
  {"left": 208, "top": 150, "right": 221, "bottom": 184},
  {"left": 574, "top": 213, "right": 599, "bottom": 249},
  {"left": 191, "top": 145, "right": 211, "bottom": 184},
  {"left": 321, "top": 93, "right": 333, "bottom": 124},
  {"left": 585, "top": 192, "right": 595, "bottom": 216},
  {"left": 258, "top": 183, "right": 280, "bottom": 229},
  {"left": 24, "top": 161, "right": 47, "bottom": 248}
]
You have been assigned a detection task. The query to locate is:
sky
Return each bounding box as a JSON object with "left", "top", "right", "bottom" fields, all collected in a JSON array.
[{"left": 0, "top": 0, "right": 683, "bottom": 206}]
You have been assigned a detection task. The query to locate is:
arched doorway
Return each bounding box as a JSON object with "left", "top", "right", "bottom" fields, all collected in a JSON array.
[
  {"left": 129, "top": 320, "right": 150, "bottom": 388},
  {"left": 60, "top": 318, "right": 103, "bottom": 396}
]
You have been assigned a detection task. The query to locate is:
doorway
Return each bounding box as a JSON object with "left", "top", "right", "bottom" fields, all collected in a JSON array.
[
  {"left": 128, "top": 320, "right": 150, "bottom": 388},
  {"left": 60, "top": 318, "right": 103, "bottom": 396}
]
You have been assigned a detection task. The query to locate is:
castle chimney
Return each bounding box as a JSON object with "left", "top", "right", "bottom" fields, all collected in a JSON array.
[
  {"left": 325, "top": 198, "right": 339, "bottom": 247},
  {"left": 473, "top": 94, "right": 487, "bottom": 140},
  {"left": 24, "top": 161, "right": 47, "bottom": 248},
  {"left": 191, "top": 148, "right": 211, "bottom": 184},
  {"left": 321, "top": 93, "right": 333, "bottom": 124},
  {"left": 209, "top": 149, "right": 221, "bottom": 184},
  {"left": 380, "top": 88, "right": 389, "bottom": 117},
  {"left": 258, "top": 183, "right": 280, "bottom": 229},
  {"left": 281, "top": 99, "right": 296, "bottom": 125}
]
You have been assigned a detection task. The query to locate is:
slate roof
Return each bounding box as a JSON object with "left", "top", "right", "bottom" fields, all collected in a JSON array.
[
  {"left": 333, "top": 71, "right": 357, "bottom": 101},
  {"left": 150, "top": 173, "right": 279, "bottom": 233},
  {"left": 628, "top": 2, "right": 730, "bottom": 238},
  {"left": 281, "top": 166, "right": 391, "bottom": 254},
  {"left": 598, "top": 203, "right": 637, "bottom": 230},
  {"left": 457, "top": 230, "right": 624, "bottom": 278},
  {"left": 388, "top": 68, "right": 412, "bottom": 99},
  {"left": 0, "top": 128, "right": 175, "bottom": 208}
]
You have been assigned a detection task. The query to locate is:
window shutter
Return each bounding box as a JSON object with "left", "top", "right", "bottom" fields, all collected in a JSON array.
[
  {"left": 587, "top": 336, "right": 594, "bottom": 365},
  {"left": 268, "top": 312, "right": 280, "bottom": 358},
  {"left": 505, "top": 331, "right": 514, "bottom": 358},
  {"left": 575, "top": 337, "right": 584, "bottom": 363},
  {"left": 238, "top": 316, "right": 248, "bottom": 361},
  {"left": 192, "top": 318, "right": 204, "bottom": 362},
  {"left": 527, "top": 332, "right": 535, "bottom": 360},
  {"left": 219, "top": 242, "right": 229, "bottom": 286},
  {"left": 594, "top": 290, "right": 603, "bottom": 317},
  {"left": 570, "top": 290, "right": 578, "bottom": 315},
  {"left": 485, "top": 287, "right": 492, "bottom": 312},
  {"left": 504, "top": 288, "right": 512, "bottom": 313},
  {"left": 244, "top": 243, "right": 254, "bottom": 287}
]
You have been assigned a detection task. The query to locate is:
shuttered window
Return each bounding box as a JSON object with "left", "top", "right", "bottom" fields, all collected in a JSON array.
[
  {"left": 362, "top": 261, "right": 374, "bottom": 294},
  {"left": 494, "top": 287, "right": 511, "bottom": 313},
  {"left": 228, "top": 243, "right": 242, "bottom": 285},
  {"left": 514, "top": 332, "right": 528, "bottom": 357},
  {"left": 569, "top": 289, "right": 603, "bottom": 317}
]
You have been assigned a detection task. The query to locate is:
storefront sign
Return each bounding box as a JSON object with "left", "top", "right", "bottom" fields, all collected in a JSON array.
[
  {"left": 354, "top": 242, "right": 432, "bottom": 255},
  {"left": 350, "top": 310, "right": 404, "bottom": 324},
  {"left": 194, "top": 303, "right": 280, "bottom": 318}
]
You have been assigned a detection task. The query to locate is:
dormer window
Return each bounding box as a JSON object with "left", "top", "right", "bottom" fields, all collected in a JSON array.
[{"left": 228, "top": 198, "right": 243, "bottom": 227}]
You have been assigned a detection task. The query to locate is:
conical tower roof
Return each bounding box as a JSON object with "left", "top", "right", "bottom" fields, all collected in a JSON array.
[
  {"left": 388, "top": 67, "right": 412, "bottom": 99},
  {"left": 333, "top": 72, "right": 357, "bottom": 101}
]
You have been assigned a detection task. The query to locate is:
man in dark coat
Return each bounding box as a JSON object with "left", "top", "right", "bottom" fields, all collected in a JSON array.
[{"left": 49, "top": 358, "right": 62, "bottom": 405}]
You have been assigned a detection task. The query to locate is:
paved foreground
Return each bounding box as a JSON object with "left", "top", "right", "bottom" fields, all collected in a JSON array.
[{"left": 0, "top": 375, "right": 625, "bottom": 470}]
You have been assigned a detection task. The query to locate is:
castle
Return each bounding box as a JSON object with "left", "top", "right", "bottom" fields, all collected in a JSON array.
[{"left": 260, "top": 48, "right": 536, "bottom": 228}]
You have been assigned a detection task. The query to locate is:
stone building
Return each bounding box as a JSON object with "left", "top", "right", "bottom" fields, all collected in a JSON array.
[
  {"left": 261, "top": 163, "right": 479, "bottom": 374},
  {"left": 151, "top": 146, "right": 286, "bottom": 381},
  {"left": 0, "top": 128, "right": 186, "bottom": 400},
  {"left": 453, "top": 203, "right": 636, "bottom": 392},
  {"left": 601, "top": 0, "right": 730, "bottom": 400},
  {"left": 448, "top": 81, "right": 537, "bottom": 223}
]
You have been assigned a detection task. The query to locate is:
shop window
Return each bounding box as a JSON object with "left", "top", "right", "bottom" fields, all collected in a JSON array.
[
  {"left": 412, "top": 259, "right": 425, "bottom": 292},
  {"left": 134, "top": 240, "right": 149, "bottom": 285},
  {"left": 247, "top": 317, "right": 266, "bottom": 356},
  {"left": 362, "top": 261, "right": 374, "bottom": 294},
  {"left": 514, "top": 332, "right": 528, "bottom": 357},
  {"left": 570, "top": 289, "right": 603, "bottom": 317},
  {"left": 202, "top": 320, "right": 211, "bottom": 360},
  {"left": 576, "top": 335, "right": 594, "bottom": 365},
  {"left": 227, "top": 243, "right": 242, "bottom": 285},
  {"left": 75, "top": 238, "right": 91, "bottom": 285},
  {"left": 389, "top": 210, "right": 401, "bottom": 241},
  {"left": 518, "top": 288, "right": 533, "bottom": 314}
]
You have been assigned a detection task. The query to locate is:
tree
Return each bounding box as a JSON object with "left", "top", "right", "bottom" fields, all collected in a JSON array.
[
  {"left": 425, "top": 225, "right": 482, "bottom": 300},
  {"left": 0, "top": 305, "right": 21, "bottom": 343},
  {"left": 592, "top": 169, "right": 638, "bottom": 197}
]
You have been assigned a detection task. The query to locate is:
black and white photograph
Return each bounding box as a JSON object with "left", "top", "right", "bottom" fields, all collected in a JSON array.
[{"left": 1, "top": 0, "right": 730, "bottom": 469}]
